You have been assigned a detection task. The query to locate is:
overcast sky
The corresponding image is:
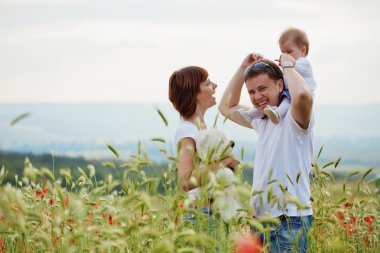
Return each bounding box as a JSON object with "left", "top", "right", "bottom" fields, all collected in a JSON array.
[{"left": 1, "top": 0, "right": 379, "bottom": 105}]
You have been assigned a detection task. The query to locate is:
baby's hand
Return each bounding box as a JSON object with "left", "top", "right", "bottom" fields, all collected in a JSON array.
[{"left": 278, "top": 53, "right": 296, "bottom": 67}]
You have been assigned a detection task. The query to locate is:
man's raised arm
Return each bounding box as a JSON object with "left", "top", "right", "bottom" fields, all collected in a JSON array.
[
  {"left": 218, "top": 53, "right": 262, "bottom": 128},
  {"left": 280, "top": 53, "right": 313, "bottom": 129}
]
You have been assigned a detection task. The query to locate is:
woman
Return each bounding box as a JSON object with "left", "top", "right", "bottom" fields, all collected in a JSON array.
[{"left": 168, "top": 66, "right": 240, "bottom": 210}]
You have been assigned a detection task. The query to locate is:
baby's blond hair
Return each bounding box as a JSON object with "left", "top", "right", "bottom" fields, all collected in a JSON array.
[{"left": 279, "top": 27, "right": 309, "bottom": 56}]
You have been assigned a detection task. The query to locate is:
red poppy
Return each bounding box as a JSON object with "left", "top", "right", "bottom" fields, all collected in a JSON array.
[
  {"left": 0, "top": 240, "right": 6, "bottom": 253},
  {"left": 49, "top": 197, "right": 54, "bottom": 206},
  {"left": 341, "top": 216, "right": 358, "bottom": 236},
  {"left": 343, "top": 202, "right": 352, "bottom": 210},
  {"left": 108, "top": 215, "right": 113, "bottom": 225},
  {"left": 235, "top": 233, "right": 262, "bottom": 253},
  {"left": 34, "top": 188, "right": 49, "bottom": 199},
  {"left": 178, "top": 201, "right": 184, "bottom": 211},
  {"left": 67, "top": 218, "right": 75, "bottom": 226},
  {"left": 88, "top": 213, "right": 94, "bottom": 226},
  {"left": 336, "top": 212, "right": 345, "bottom": 221},
  {"left": 64, "top": 195, "right": 69, "bottom": 207},
  {"left": 364, "top": 215, "right": 374, "bottom": 225},
  {"left": 42, "top": 188, "right": 48, "bottom": 195}
]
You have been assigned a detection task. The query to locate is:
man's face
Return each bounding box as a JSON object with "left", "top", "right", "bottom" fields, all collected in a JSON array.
[{"left": 245, "top": 73, "right": 283, "bottom": 112}]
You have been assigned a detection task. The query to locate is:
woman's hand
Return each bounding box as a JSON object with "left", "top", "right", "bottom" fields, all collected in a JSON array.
[{"left": 220, "top": 156, "right": 240, "bottom": 171}]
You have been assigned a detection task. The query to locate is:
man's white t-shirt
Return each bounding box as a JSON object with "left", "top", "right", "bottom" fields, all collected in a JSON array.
[
  {"left": 250, "top": 110, "right": 314, "bottom": 218},
  {"left": 174, "top": 120, "right": 201, "bottom": 200}
]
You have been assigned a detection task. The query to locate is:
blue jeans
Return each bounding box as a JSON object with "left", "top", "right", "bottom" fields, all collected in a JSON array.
[
  {"left": 253, "top": 215, "right": 312, "bottom": 253},
  {"left": 181, "top": 208, "right": 229, "bottom": 252}
]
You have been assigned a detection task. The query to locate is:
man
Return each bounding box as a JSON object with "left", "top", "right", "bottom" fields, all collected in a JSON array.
[{"left": 218, "top": 53, "right": 314, "bottom": 252}]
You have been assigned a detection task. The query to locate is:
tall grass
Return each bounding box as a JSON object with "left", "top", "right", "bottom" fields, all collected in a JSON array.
[{"left": 0, "top": 112, "right": 379, "bottom": 252}]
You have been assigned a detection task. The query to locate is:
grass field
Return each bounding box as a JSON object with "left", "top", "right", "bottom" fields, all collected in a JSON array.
[
  {"left": 0, "top": 112, "right": 379, "bottom": 252},
  {"left": 0, "top": 146, "right": 379, "bottom": 253}
]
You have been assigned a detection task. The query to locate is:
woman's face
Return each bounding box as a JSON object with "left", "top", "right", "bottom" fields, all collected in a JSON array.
[{"left": 196, "top": 78, "right": 217, "bottom": 110}]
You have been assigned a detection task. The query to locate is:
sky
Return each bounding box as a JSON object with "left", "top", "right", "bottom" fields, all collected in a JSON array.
[{"left": 1, "top": 0, "right": 380, "bottom": 105}]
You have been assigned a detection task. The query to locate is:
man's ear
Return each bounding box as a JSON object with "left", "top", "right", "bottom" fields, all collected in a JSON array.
[{"left": 277, "top": 79, "right": 284, "bottom": 93}]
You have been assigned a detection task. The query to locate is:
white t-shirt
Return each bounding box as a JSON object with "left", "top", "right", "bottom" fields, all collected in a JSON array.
[
  {"left": 250, "top": 110, "right": 314, "bottom": 218},
  {"left": 174, "top": 120, "right": 201, "bottom": 200}
]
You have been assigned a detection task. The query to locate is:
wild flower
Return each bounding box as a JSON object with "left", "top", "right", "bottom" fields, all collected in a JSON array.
[
  {"left": 234, "top": 233, "right": 262, "bottom": 253},
  {"left": 67, "top": 218, "right": 75, "bottom": 226},
  {"left": 64, "top": 195, "right": 69, "bottom": 207},
  {"left": 33, "top": 188, "right": 49, "bottom": 199},
  {"left": 49, "top": 197, "right": 54, "bottom": 206},
  {"left": 0, "top": 240, "right": 5, "bottom": 253},
  {"left": 178, "top": 201, "right": 184, "bottom": 211},
  {"left": 108, "top": 215, "right": 113, "bottom": 225},
  {"left": 343, "top": 202, "right": 352, "bottom": 210},
  {"left": 336, "top": 211, "right": 345, "bottom": 221},
  {"left": 364, "top": 215, "right": 375, "bottom": 247},
  {"left": 88, "top": 213, "right": 94, "bottom": 226}
]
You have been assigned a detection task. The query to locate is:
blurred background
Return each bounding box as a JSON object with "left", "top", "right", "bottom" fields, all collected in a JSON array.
[{"left": 1, "top": 0, "right": 379, "bottom": 179}]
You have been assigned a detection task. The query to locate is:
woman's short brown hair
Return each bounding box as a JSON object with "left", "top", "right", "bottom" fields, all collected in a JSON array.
[{"left": 168, "top": 66, "right": 208, "bottom": 118}]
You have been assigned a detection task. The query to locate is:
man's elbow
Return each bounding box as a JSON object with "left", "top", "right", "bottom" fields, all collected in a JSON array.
[
  {"left": 218, "top": 104, "right": 228, "bottom": 117},
  {"left": 297, "top": 90, "right": 313, "bottom": 107}
]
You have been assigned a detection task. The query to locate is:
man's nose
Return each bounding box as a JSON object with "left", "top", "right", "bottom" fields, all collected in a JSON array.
[{"left": 254, "top": 92, "right": 263, "bottom": 99}]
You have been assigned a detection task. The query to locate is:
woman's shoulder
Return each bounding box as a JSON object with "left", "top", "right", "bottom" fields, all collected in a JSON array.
[{"left": 175, "top": 120, "right": 199, "bottom": 145}]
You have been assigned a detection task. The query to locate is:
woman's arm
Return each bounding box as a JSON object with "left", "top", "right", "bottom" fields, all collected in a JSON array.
[{"left": 177, "top": 137, "right": 240, "bottom": 191}]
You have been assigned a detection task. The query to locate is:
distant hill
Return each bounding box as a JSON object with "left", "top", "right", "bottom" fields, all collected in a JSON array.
[{"left": 1, "top": 103, "right": 379, "bottom": 167}]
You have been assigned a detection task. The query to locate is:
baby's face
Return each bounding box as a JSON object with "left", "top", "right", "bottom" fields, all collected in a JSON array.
[{"left": 280, "top": 39, "right": 306, "bottom": 59}]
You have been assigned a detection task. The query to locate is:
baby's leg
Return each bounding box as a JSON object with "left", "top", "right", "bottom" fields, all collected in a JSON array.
[
  {"left": 236, "top": 108, "right": 263, "bottom": 124},
  {"left": 247, "top": 108, "right": 263, "bottom": 119},
  {"left": 264, "top": 98, "right": 290, "bottom": 124},
  {"left": 276, "top": 97, "right": 290, "bottom": 119}
]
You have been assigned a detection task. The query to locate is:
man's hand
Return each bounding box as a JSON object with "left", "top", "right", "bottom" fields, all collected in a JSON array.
[{"left": 241, "top": 52, "right": 264, "bottom": 69}]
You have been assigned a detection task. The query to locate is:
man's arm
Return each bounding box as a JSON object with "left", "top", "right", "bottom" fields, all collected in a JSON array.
[
  {"left": 218, "top": 53, "right": 262, "bottom": 128},
  {"left": 280, "top": 54, "right": 313, "bottom": 129}
]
